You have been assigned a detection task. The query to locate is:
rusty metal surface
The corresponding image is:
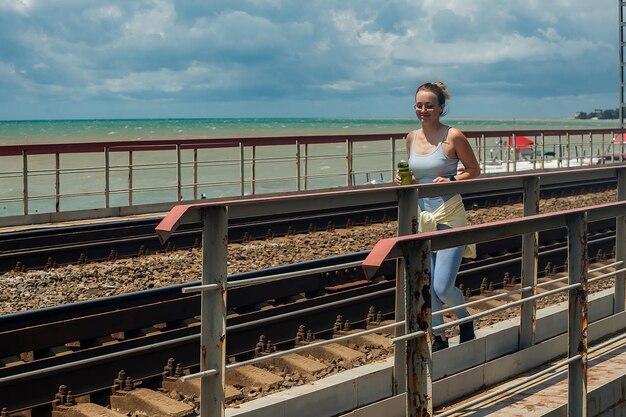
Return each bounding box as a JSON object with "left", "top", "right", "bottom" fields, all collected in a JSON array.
[
  {"left": 520, "top": 176, "right": 540, "bottom": 349},
  {"left": 403, "top": 241, "right": 433, "bottom": 417},
  {"left": 567, "top": 212, "right": 589, "bottom": 417}
]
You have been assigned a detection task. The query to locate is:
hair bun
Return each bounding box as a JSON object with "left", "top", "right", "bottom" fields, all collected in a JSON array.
[{"left": 432, "top": 81, "right": 450, "bottom": 100}]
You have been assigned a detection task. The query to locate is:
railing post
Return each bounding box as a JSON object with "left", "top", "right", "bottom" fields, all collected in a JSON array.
[
  {"left": 615, "top": 168, "right": 626, "bottom": 312},
  {"left": 200, "top": 206, "right": 228, "bottom": 417},
  {"left": 541, "top": 132, "right": 546, "bottom": 169},
  {"left": 589, "top": 132, "right": 593, "bottom": 166},
  {"left": 395, "top": 186, "right": 418, "bottom": 394},
  {"left": 480, "top": 134, "right": 486, "bottom": 174},
  {"left": 193, "top": 148, "right": 198, "bottom": 200},
  {"left": 55, "top": 153, "right": 60, "bottom": 212},
  {"left": 512, "top": 133, "right": 518, "bottom": 172},
  {"left": 176, "top": 145, "right": 182, "bottom": 201},
  {"left": 566, "top": 132, "right": 571, "bottom": 168},
  {"left": 505, "top": 135, "right": 510, "bottom": 172},
  {"left": 601, "top": 133, "right": 606, "bottom": 165},
  {"left": 520, "top": 176, "right": 539, "bottom": 349},
  {"left": 474, "top": 136, "right": 481, "bottom": 169},
  {"left": 532, "top": 134, "right": 537, "bottom": 170},
  {"left": 303, "top": 143, "right": 309, "bottom": 191},
  {"left": 239, "top": 142, "right": 245, "bottom": 197},
  {"left": 567, "top": 212, "right": 588, "bottom": 417},
  {"left": 403, "top": 239, "right": 433, "bottom": 417},
  {"left": 128, "top": 151, "right": 133, "bottom": 206},
  {"left": 346, "top": 139, "right": 353, "bottom": 187},
  {"left": 296, "top": 140, "right": 301, "bottom": 191},
  {"left": 390, "top": 137, "right": 396, "bottom": 181},
  {"left": 251, "top": 145, "right": 256, "bottom": 195},
  {"left": 22, "top": 150, "right": 28, "bottom": 215},
  {"left": 619, "top": 131, "right": 626, "bottom": 162},
  {"left": 104, "top": 147, "right": 110, "bottom": 208}
]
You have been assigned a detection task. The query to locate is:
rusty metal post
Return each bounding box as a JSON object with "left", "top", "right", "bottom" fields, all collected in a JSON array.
[
  {"left": 567, "top": 212, "right": 588, "bottom": 417},
  {"left": 200, "top": 206, "right": 228, "bottom": 417},
  {"left": 403, "top": 239, "right": 432, "bottom": 417},
  {"left": 520, "top": 176, "right": 539, "bottom": 349},
  {"left": 615, "top": 168, "right": 626, "bottom": 312},
  {"left": 395, "top": 186, "right": 418, "bottom": 394}
]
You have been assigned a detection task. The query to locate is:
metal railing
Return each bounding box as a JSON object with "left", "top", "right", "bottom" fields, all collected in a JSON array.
[
  {"left": 156, "top": 165, "right": 626, "bottom": 417},
  {"left": 364, "top": 202, "right": 625, "bottom": 417},
  {"left": 1, "top": 128, "right": 625, "bottom": 218}
]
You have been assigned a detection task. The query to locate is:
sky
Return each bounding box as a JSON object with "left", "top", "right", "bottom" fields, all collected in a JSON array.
[{"left": 0, "top": 0, "right": 619, "bottom": 120}]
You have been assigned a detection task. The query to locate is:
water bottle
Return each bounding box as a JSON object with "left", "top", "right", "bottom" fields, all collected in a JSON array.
[{"left": 397, "top": 160, "right": 413, "bottom": 185}]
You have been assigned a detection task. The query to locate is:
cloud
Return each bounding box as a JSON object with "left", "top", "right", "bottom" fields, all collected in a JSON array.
[{"left": 0, "top": 0, "right": 619, "bottom": 119}]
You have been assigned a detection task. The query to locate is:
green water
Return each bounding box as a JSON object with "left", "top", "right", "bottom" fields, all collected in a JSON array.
[{"left": 0, "top": 117, "right": 619, "bottom": 145}]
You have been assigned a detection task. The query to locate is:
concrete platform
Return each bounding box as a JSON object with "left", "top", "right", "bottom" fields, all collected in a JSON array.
[
  {"left": 434, "top": 337, "right": 626, "bottom": 417},
  {"left": 226, "top": 288, "right": 626, "bottom": 417}
]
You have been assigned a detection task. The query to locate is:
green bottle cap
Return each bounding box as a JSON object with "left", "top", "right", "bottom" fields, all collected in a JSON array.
[{"left": 397, "top": 160, "right": 409, "bottom": 169}]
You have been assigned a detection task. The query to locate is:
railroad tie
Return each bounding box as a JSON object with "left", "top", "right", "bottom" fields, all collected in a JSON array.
[
  {"left": 52, "top": 402, "right": 126, "bottom": 417},
  {"left": 110, "top": 387, "right": 194, "bottom": 417},
  {"left": 225, "top": 365, "right": 283, "bottom": 392}
]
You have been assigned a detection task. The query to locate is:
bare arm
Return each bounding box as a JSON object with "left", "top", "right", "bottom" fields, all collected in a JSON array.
[{"left": 434, "top": 128, "right": 480, "bottom": 182}]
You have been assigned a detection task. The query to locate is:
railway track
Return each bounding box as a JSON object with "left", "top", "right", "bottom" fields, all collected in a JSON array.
[
  {"left": 0, "top": 177, "right": 615, "bottom": 273},
  {"left": 0, "top": 215, "right": 618, "bottom": 415}
]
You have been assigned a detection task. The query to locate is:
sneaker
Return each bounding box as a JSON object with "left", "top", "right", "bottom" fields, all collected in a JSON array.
[
  {"left": 432, "top": 335, "right": 449, "bottom": 352},
  {"left": 459, "top": 321, "right": 475, "bottom": 343}
]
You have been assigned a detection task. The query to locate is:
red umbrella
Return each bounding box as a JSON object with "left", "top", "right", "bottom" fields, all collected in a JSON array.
[
  {"left": 613, "top": 134, "right": 625, "bottom": 144},
  {"left": 503, "top": 135, "right": 534, "bottom": 152}
]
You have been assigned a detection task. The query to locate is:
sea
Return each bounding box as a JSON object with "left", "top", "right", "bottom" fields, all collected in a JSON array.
[
  {"left": 0, "top": 117, "right": 621, "bottom": 216},
  {"left": 0, "top": 117, "right": 620, "bottom": 145}
]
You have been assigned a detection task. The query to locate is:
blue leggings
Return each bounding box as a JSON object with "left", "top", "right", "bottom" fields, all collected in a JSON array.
[{"left": 431, "top": 224, "right": 469, "bottom": 336}]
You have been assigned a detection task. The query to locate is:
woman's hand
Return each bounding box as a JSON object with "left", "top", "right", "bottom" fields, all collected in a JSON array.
[
  {"left": 433, "top": 176, "right": 454, "bottom": 183},
  {"left": 395, "top": 172, "right": 416, "bottom": 185}
]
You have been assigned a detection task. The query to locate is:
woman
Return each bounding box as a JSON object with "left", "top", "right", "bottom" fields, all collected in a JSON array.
[{"left": 396, "top": 81, "right": 480, "bottom": 351}]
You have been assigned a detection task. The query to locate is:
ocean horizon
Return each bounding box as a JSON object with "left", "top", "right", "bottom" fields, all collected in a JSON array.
[{"left": 0, "top": 117, "right": 621, "bottom": 145}]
